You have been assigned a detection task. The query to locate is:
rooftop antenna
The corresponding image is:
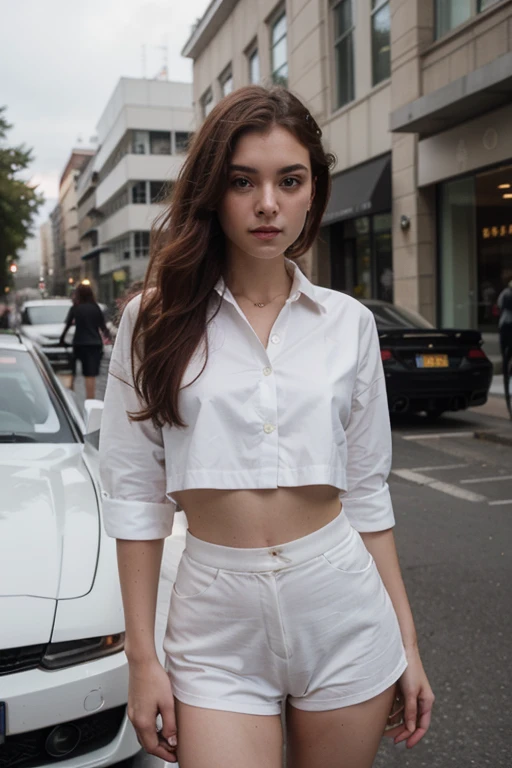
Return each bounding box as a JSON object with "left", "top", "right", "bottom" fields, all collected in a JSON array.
[{"left": 155, "top": 44, "right": 169, "bottom": 80}]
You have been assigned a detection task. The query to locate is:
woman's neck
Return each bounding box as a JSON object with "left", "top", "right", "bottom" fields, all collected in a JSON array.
[{"left": 225, "top": 256, "right": 292, "bottom": 303}]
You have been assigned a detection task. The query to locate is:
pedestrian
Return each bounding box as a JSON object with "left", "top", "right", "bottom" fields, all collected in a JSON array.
[
  {"left": 497, "top": 277, "right": 512, "bottom": 414},
  {"left": 99, "top": 85, "right": 434, "bottom": 768},
  {"left": 59, "top": 282, "right": 111, "bottom": 400}
]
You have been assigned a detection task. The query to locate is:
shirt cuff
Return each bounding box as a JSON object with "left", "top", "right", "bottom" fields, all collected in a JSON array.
[
  {"left": 340, "top": 484, "right": 395, "bottom": 532},
  {"left": 101, "top": 496, "right": 175, "bottom": 539}
]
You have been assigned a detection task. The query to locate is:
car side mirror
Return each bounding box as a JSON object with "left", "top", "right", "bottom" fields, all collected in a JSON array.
[{"left": 84, "top": 399, "right": 104, "bottom": 434}]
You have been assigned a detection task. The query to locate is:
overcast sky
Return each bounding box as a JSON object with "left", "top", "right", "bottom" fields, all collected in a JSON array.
[{"left": 0, "top": 0, "right": 210, "bottom": 224}]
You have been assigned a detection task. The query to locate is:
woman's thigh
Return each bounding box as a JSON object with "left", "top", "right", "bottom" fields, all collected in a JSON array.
[
  {"left": 174, "top": 699, "right": 283, "bottom": 768},
  {"left": 285, "top": 682, "right": 396, "bottom": 768}
]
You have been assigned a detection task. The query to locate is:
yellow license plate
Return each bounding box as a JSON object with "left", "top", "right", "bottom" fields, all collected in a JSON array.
[{"left": 417, "top": 354, "right": 449, "bottom": 368}]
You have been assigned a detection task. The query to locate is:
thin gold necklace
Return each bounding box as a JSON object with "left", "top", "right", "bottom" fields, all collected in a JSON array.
[{"left": 236, "top": 292, "right": 288, "bottom": 308}]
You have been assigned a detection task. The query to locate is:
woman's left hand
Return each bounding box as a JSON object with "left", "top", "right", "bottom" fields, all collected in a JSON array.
[{"left": 383, "top": 645, "right": 435, "bottom": 749}]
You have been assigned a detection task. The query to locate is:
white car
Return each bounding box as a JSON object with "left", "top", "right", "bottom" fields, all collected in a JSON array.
[
  {"left": 0, "top": 330, "right": 140, "bottom": 766},
  {"left": 18, "top": 299, "right": 113, "bottom": 373}
]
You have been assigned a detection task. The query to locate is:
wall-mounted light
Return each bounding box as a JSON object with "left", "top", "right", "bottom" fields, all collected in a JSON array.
[
  {"left": 498, "top": 184, "right": 511, "bottom": 189},
  {"left": 400, "top": 215, "right": 411, "bottom": 231},
  {"left": 503, "top": 193, "right": 512, "bottom": 199}
]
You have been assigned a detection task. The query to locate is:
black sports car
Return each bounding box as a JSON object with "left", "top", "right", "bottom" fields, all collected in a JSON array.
[{"left": 362, "top": 300, "right": 493, "bottom": 420}]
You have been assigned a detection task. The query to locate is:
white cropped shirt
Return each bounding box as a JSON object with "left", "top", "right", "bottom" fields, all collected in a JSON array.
[{"left": 99, "top": 259, "right": 395, "bottom": 539}]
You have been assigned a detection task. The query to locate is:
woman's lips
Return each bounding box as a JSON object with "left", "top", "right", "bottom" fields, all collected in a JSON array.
[{"left": 251, "top": 230, "right": 281, "bottom": 240}]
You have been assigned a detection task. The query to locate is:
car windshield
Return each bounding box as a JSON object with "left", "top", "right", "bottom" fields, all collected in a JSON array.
[
  {"left": 25, "top": 305, "right": 70, "bottom": 325},
  {"left": 0, "top": 349, "right": 75, "bottom": 442},
  {"left": 369, "top": 304, "right": 433, "bottom": 330}
]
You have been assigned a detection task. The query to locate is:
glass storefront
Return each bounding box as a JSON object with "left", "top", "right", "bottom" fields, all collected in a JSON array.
[
  {"left": 439, "top": 163, "right": 512, "bottom": 331},
  {"left": 329, "top": 212, "right": 393, "bottom": 301}
]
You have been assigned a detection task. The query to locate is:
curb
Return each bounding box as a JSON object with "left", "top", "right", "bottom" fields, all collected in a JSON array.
[{"left": 474, "top": 430, "right": 512, "bottom": 448}]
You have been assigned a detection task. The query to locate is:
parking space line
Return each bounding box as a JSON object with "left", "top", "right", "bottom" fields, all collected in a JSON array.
[
  {"left": 460, "top": 475, "right": 512, "bottom": 485},
  {"left": 392, "top": 468, "right": 487, "bottom": 502},
  {"left": 412, "top": 464, "right": 468, "bottom": 472},
  {"left": 488, "top": 499, "right": 512, "bottom": 506},
  {"left": 401, "top": 432, "right": 475, "bottom": 441}
]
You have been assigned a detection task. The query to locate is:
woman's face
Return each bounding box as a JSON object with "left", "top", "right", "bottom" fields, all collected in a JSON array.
[{"left": 217, "top": 125, "right": 314, "bottom": 263}]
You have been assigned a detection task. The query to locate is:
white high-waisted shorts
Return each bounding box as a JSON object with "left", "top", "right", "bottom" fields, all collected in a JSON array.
[{"left": 164, "top": 510, "right": 408, "bottom": 716}]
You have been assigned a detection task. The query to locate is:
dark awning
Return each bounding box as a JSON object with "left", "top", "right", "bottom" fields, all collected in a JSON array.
[
  {"left": 322, "top": 154, "right": 391, "bottom": 225},
  {"left": 81, "top": 245, "right": 109, "bottom": 262}
]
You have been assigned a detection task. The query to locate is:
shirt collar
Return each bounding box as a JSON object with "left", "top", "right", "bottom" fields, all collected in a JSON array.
[{"left": 214, "top": 258, "right": 327, "bottom": 314}]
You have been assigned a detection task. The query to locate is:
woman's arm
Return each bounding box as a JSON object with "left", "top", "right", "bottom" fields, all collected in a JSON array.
[
  {"left": 59, "top": 306, "right": 74, "bottom": 346},
  {"left": 116, "top": 539, "right": 164, "bottom": 663},
  {"left": 99, "top": 295, "right": 177, "bottom": 760}
]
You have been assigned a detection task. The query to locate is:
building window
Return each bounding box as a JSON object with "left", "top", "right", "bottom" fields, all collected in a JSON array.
[
  {"left": 220, "top": 67, "right": 234, "bottom": 97},
  {"left": 132, "top": 131, "right": 148, "bottom": 155},
  {"left": 478, "top": 0, "right": 502, "bottom": 9},
  {"left": 248, "top": 47, "right": 260, "bottom": 84},
  {"left": 131, "top": 181, "right": 147, "bottom": 204},
  {"left": 150, "top": 131, "right": 171, "bottom": 155},
  {"left": 435, "top": 0, "right": 472, "bottom": 37},
  {"left": 150, "top": 181, "right": 173, "bottom": 203},
  {"left": 201, "top": 89, "right": 214, "bottom": 119},
  {"left": 333, "top": 0, "right": 355, "bottom": 109},
  {"left": 371, "top": 0, "right": 390, "bottom": 85},
  {"left": 134, "top": 231, "right": 150, "bottom": 258},
  {"left": 271, "top": 11, "right": 288, "bottom": 87},
  {"left": 175, "top": 132, "right": 192, "bottom": 154}
]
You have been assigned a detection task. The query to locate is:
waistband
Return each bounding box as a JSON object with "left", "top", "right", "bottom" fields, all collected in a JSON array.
[{"left": 184, "top": 510, "right": 353, "bottom": 572}]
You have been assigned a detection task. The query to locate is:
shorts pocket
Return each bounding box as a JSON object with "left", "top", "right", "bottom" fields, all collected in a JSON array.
[
  {"left": 172, "top": 552, "right": 220, "bottom": 599},
  {"left": 321, "top": 527, "right": 374, "bottom": 574}
]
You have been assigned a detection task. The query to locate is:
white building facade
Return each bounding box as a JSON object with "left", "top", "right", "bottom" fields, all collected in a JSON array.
[{"left": 78, "top": 78, "right": 194, "bottom": 306}]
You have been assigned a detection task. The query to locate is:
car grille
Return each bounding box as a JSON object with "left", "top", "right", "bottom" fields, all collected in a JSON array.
[
  {"left": 0, "top": 706, "right": 126, "bottom": 768},
  {"left": 0, "top": 646, "right": 47, "bottom": 677}
]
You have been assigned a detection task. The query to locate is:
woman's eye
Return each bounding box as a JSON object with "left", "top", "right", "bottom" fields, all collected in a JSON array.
[
  {"left": 282, "top": 177, "right": 301, "bottom": 188},
  {"left": 232, "top": 177, "right": 251, "bottom": 189}
]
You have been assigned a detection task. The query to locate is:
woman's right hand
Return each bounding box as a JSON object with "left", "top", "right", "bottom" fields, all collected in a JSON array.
[{"left": 127, "top": 658, "right": 178, "bottom": 762}]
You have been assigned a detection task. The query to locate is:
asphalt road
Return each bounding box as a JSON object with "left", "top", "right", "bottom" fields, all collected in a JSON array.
[{"left": 75, "top": 362, "right": 511, "bottom": 767}]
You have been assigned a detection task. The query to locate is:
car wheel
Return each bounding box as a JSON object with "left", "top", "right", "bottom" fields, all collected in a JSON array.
[{"left": 425, "top": 408, "right": 444, "bottom": 422}]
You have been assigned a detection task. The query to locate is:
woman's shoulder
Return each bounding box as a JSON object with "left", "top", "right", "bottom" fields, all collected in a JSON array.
[{"left": 315, "top": 286, "right": 374, "bottom": 324}]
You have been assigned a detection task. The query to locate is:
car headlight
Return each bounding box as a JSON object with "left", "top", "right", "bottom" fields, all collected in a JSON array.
[{"left": 41, "top": 633, "right": 125, "bottom": 669}]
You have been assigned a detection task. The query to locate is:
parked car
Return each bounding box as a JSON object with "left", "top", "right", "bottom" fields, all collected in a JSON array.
[
  {"left": 0, "top": 330, "right": 140, "bottom": 767},
  {"left": 361, "top": 300, "right": 493, "bottom": 419},
  {"left": 17, "top": 299, "right": 112, "bottom": 372}
]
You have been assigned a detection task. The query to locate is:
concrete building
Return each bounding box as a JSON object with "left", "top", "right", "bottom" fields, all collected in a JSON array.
[
  {"left": 52, "top": 149, "right": 95, "bottom": 295},
  {"left": 182, "top": 0, "right": 512, "bottom": 339},
  {"left": 77, "top": 78, "right": 194, "bottom": 306},
  {"left": 39, "top": 220, "right": 54, "bottom": 292}
]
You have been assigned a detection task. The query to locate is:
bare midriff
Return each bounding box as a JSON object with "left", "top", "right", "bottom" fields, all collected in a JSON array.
[{"left": 172, "top": 486, "right": 342, "bottom": 548}]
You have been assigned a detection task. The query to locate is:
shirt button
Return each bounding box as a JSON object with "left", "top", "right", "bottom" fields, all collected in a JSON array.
[
  {"left": 263, "top": 366, "right": 272, "bottom": 376},
  {"left": 270, "top": 334, "right": 280, "bottom": 344},
  {"left": 263, "top": 423, "right": 275, "bottom": 434}
]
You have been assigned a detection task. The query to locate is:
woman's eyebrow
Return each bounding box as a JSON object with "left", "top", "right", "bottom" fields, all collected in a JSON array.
[{"left": 229, "top": 163, "right": 309, "bottom": 175}]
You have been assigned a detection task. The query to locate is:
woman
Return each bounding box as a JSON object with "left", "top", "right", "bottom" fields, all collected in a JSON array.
[
  {"left": 99, "top": 86, "right": 434, "bottom": 768},
  {"left": 59, "top": 282, "right": 110, "bottom": 399}
]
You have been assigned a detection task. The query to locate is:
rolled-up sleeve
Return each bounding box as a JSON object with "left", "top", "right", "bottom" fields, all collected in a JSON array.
[
  {"left": 99, "top": 295, "right": 174, "bottom": 540},
  {"left": 340, "top": 308, "right": 395, "bottom": 532}
]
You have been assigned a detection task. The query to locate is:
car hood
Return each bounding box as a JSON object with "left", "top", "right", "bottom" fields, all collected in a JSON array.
[
  {"left": 0, "top": 444, "right": 100, "bottom": 600},
  {"left": 21, "top": 323, "right": 74, "bottom": 341}
]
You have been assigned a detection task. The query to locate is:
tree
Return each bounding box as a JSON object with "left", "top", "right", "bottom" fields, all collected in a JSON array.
[{"left": 0, "top": 106, "right": 44, "bottom": 296}]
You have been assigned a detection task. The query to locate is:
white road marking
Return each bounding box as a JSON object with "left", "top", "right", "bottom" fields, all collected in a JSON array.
[
  {"left": 412, "top": 464, "right": 468, "bottom": 472},
  {"left": 488, "top": 499, "right": 512, "bottom": 506},
  {"left": 460, "top": 475, "right": 512, "bottom": 485},
  {"left": 401, "top": 432, "right": 475, "bottom": 441},
  {"left": 392, "top": 468, "right": 487, "bottom": 502}
]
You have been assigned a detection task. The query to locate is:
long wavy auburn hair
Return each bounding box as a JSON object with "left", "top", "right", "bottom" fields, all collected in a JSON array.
[{"left": 129, "top": 85, "right": 336, "bottom": 428}]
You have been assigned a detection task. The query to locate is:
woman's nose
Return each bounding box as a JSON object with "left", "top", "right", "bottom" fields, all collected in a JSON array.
[{"left": 256, "top": 185, "right": 279, "bottom": 216}]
